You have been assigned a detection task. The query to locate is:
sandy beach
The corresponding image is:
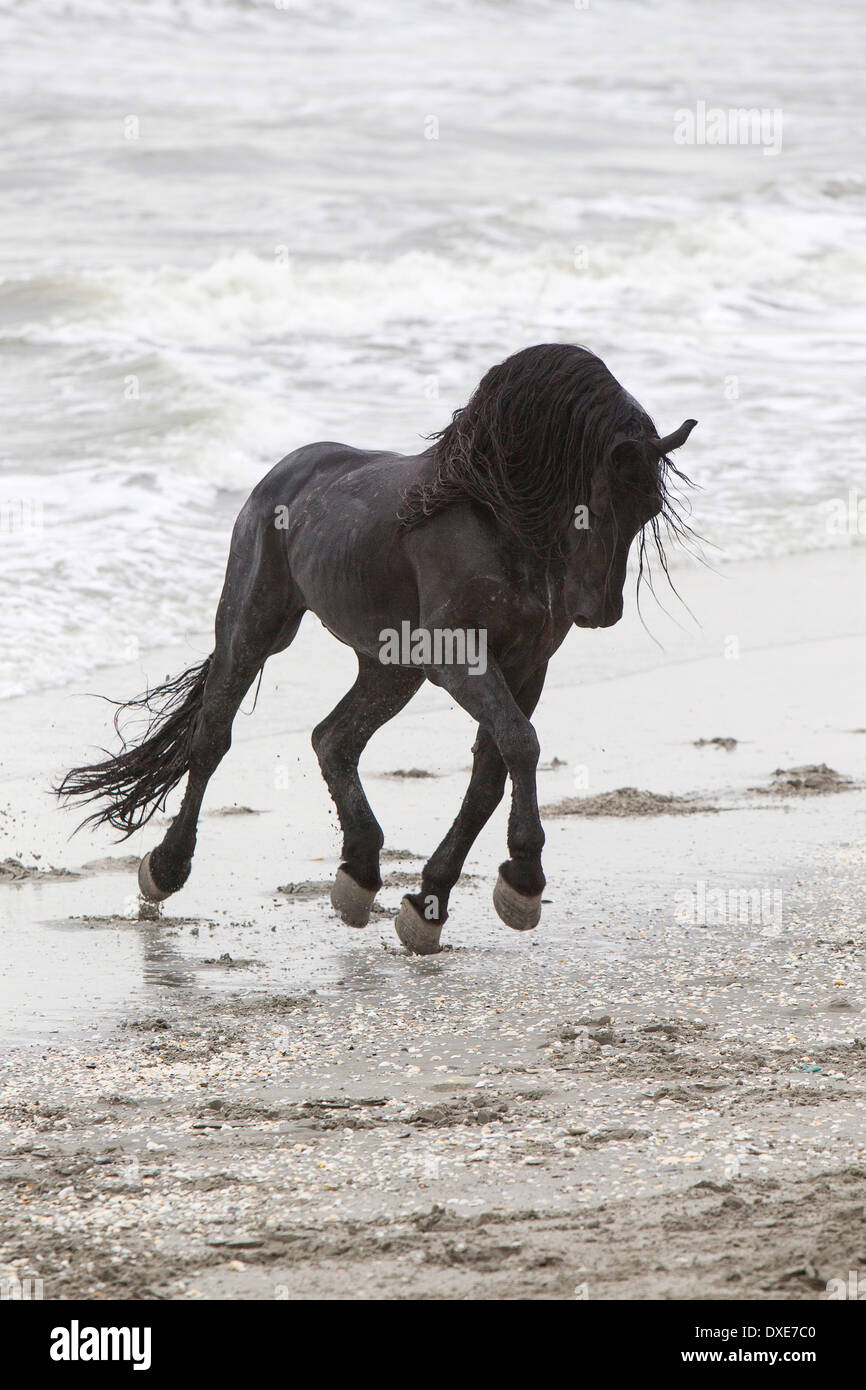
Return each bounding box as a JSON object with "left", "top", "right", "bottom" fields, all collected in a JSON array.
[{"left": 1, "top": 544, "right": 865, "bottom": 1300}]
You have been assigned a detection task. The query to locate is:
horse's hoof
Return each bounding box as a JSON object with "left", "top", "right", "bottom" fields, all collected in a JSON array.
[
  {"left": 493, "top": 871, "right": 542, "bottom": 931},
  {"left": 331, "top": 867, "right": 376, "bottom": 928},
  {"left": 394, "top": 896, "right": 443, "bottom": 955},
  {"left": 138, "top": 851, "right": 173, "bottom": 904}
]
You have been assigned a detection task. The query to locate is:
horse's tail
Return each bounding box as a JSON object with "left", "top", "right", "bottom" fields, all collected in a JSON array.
[{"left": 56, "top": 657, "right": 212, "bottom": 838}]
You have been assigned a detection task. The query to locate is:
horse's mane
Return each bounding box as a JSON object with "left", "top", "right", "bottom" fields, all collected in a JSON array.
[{"left": 398, "top": 343, "right": 684, "bottom": 559}]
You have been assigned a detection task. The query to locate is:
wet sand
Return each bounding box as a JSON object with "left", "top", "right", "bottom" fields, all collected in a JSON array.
[{"left": 1, "top": 547, "right": 865, "bottom": 1300}]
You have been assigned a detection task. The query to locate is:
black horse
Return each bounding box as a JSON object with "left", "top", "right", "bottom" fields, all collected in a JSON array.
[{"left": 58, "top": 344, "right": 697, "bottom": 953}]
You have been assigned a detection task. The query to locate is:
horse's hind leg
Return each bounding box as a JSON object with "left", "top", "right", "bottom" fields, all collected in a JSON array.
[
  {"left": 312, "top": 656, "right": 422, "bottom": 927},
  {"left": 139, "top": 554, "right": 303, "bottom": 902}
]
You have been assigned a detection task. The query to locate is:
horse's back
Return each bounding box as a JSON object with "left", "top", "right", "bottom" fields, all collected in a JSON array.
[{"left": 248, "top": 441, "right": 391, "bottom": 508}]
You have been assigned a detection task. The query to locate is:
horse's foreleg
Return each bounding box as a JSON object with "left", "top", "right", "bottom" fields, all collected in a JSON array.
[
  {"left": 312, "top": 657, "right": 422, "bottom": 927},
  {"left": 409, "top": 665, "right": 547, "bottom": 931},
  {"left": 395, "top": 659, "right": 547, "bottom": 953},
  {"left": 403, "top": 728, "right": 505, "bottom": 934}
]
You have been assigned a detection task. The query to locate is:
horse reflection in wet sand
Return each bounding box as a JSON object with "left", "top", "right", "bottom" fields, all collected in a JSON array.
[{"left": 58, "top": 344, "right": 697, "bottom": 954}]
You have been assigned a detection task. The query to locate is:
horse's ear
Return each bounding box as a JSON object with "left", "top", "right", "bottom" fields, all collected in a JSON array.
[
  {"left": 650, "top": 419, "right": 697, "bottom": 455},
  {"left": 590, "top": 438, "right": 645, "bottom": 512}
]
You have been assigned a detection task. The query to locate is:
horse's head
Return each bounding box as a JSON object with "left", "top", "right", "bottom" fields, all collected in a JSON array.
[{"left": 565, "top": 419, "right": 697, "bottom": 629}]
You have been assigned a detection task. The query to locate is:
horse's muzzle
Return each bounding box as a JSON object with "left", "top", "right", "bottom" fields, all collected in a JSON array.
[{"left": 573, "top": 602, "right": 623, "bottom": 629}]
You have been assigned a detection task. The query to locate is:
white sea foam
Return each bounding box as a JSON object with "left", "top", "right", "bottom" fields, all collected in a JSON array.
[{"left": 10, "top": 203, "right": 866, "bottom": 349}]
